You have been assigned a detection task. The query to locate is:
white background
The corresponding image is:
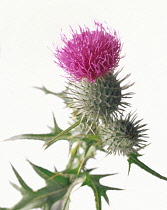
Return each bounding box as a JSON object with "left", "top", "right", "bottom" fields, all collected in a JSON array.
[{"left": 0, "top": 0, "right": 167, "bottom": 209}]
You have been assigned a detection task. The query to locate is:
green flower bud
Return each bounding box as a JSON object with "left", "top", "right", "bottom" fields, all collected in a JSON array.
[
  {"left": 65, "top": 70, "right": 133, "bottom": 125},
  {"left": 101, "top": 113, "right": 148, "bottom": 156}
]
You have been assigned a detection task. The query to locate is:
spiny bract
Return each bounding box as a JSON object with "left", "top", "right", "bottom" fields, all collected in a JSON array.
[
  {"left": 101, "top": 113, "right": 148, "bottom": 156},
  {"left": 65, "top": 70, "right": 133, "bottom": 125}
]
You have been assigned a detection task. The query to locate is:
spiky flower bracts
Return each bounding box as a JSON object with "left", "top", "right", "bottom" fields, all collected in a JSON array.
[
  {"left": 101, "top": 113, "right": 148, "bottom": 156},
  {"left": 65, "top": 70, "right": 133, "bottom": 125}
]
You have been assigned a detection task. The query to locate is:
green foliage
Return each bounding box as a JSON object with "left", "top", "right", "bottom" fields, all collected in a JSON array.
[
  {"left": 3, "top": 162, "right": 85, "bottom": 210},
  {"left": 34, "top": 86, "right": 71, "bottom": 104},
  {"left": 9, "top": 164, "right": 70, "bottom": 210},
  {"left": 128, "top": 153, "right": 167, "bottom": 181},
  {"left": 82, "top": 171, "right": 122, "bottom": 210},
  {"left": 4, "top": 113, "right": 67, "bottom": 143},
  {"left": 27, "top": 160, "right": 69, "bottom": 186},
  {"left": 10, "top": 164, "right": 34, "bottom": 194},
  {"left": 0, "top": 159, "right": 122, "bottom": 210}
]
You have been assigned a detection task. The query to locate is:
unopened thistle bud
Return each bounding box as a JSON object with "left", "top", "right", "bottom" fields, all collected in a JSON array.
[
  {"left": 65, "top": 70, "right": 133, "bottom": 125},
  {"left": 101, "top": 113, "right": 148, "bottom": 156}
]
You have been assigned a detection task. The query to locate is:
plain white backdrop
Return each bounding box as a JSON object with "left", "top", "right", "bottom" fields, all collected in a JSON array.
[{"left": 0, "top": 0, "right": 167, "bottom": 209}]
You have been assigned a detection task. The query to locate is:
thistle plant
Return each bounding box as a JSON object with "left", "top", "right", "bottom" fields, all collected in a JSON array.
[{"left": 1, "top": 21, "right": 167, "bottom": 210}]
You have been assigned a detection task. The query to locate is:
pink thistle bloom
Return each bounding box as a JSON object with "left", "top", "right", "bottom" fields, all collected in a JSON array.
[{"left": 54, "top": 22, "right": 122, "bottom": 82}]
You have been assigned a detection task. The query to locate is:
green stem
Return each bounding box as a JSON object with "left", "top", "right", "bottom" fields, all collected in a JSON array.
[{"left": 66, "top": 141, "right": 81, "bottom": 169}]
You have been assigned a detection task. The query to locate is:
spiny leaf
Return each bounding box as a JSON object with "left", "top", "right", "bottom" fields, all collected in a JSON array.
[
  {"left": 4, "top": 133, "right": 59, "bottom": 142},
  {"left": 11, "top": 164, "right": 33, "bottom": 194},
  {"left": 44, "top": 119, "right": 81, "bottom": 149},
  {"left": 4, "top": 114, "right": 69, "bottom": 143},
  {"left": 89, "top": 173, "right": 118, "bottom": 182},
  {"left": 34, "top": 86, "right": 65, "bottom": 98},
  {"left": 6, "top": 164, "right": 71, "bottom": 210},
  {"left": 82, "top": 171, "right": 122, "bottom": 210},
  {"left": 34, "top": 86, "right": 70, "bottom": 104},
  {"left": 128, "top": 153, "right": 167, "bottom": 181},
  {"left": 10, "top": 182, "right": 22, "bottom": 193},
  {"left": 48, "top": 113, "right": 63, "bottom": 134},
  {"left": 83, "top": 172, "right": 101, "bottom": 210},
  {"left": 86, "top": 168, "right": 97, "bottom": 173},
  {"left": 10, "top": 193, "right": 42, "bottom": 210},
  {"left": 8, "top": 171, "right": 83, "bottom": 210},
  {"left": 28, "top": 160, "right": 69, "bottom": 187},
  {"left": 9, "top": 185, "right": 68, "bottom": 210},
  {"left": 85, "top": 173, "right": 122, "bottom": 204},
  {"left": 6, "top": 161, "right": 82, "bottom": 210}
]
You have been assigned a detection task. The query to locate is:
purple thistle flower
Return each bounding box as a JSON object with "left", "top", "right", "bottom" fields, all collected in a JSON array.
[{"left": 54, "top": 22, "right": 122, "bottom": 82}]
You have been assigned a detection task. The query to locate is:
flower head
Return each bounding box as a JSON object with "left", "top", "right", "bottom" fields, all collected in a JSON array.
[
  {"left": 65, "top": 70, "right": 133, "bottom": 125},
  {"left": 54, "top": 22, "right": 122, "bottom": 82},
  {"left": 101, "top": 113, "right": 148, "bottom": 156}
]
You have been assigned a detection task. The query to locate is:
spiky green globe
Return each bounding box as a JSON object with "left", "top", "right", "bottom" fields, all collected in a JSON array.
[
  {"left": 65, "top": 71, "right": 133, "bottom": 125},
  {"left": 101, "top": 114, "right": 148, "bottom": 156}
]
